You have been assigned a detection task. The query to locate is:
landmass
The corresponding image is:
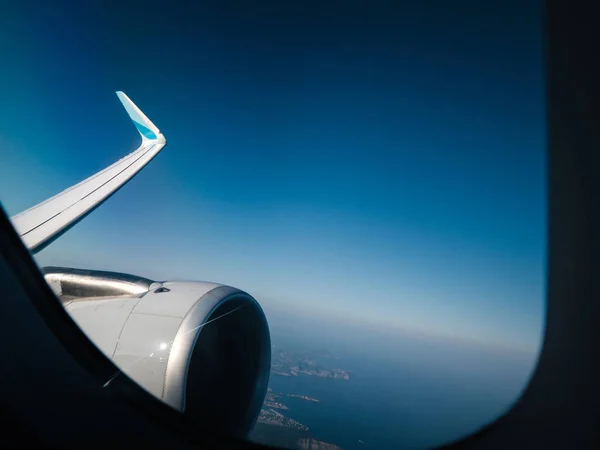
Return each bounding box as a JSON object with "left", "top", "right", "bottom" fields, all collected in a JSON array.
[
  {"left": 297, "top": 438, "right": 344, "bottom": 450},
  {"left": 252, "top": 423, "right": 342, "bottom": 450},
  {"left": 252, "top": 417, "right": 343, "bottom": 450},
  {"left": 288, "top": 394, "right": 319, "bottom": 402},
  {"left": 257, "top": 407, "right": 309, "bottom": 431},
  {"left": 270, "top": 346, "right": 350, "bottom": 380},
  {"left": 251, "top": 351, "right": 348, "bottom": 450},
  {"left": 264, "top": 388, "right": 290, "bottom": 410}
]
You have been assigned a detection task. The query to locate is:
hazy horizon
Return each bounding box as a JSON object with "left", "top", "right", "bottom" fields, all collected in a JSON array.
[{"left": 259, "top": 306, "right": 538, "bottom": 449}]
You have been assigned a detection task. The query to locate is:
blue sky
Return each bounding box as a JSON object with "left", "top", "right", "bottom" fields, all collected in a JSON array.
[{"left": 0, "top": 1, "right": 545, "bottom": 353}]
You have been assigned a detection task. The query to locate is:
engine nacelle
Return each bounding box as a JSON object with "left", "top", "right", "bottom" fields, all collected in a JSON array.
[{"left": 43, "top": 267, "right": 271, "bottom": 439}]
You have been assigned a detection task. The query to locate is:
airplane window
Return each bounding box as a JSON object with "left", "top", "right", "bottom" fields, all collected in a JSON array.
[{"left": 0, "top": 2, "right": 545, "bottom": 450}]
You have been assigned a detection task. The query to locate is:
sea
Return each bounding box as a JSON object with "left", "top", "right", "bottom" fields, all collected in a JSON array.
[{"left": 261, "top": 313, "right": 539, "bottom": 450}]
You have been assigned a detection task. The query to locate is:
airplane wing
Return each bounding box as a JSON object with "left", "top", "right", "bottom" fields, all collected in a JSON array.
[
  {"left": 9, "top": 91, "right": 167, "bottom": 254},
  {"left": 2, "top": 91, "right": 271, "bottom": 438}
]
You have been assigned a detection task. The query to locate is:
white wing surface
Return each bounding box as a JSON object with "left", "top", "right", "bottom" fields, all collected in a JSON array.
[{"left": 10, "top": 91, "right": 167, "bottom": 254}]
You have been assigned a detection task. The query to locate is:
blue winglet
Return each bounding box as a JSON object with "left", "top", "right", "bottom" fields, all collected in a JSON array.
[
  {"left": 132, "top": 120, "right": 158, "bottom": 140},
  {"left": 116, "top": 91, "right": 162, "bottom": 141}
]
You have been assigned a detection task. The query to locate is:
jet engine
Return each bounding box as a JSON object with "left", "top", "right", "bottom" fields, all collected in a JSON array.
[
  {"left": 8, "top": 91, "right": 272, "bottom": 439},
  {"left": 43, "top": 266, "right": 271, "bottom": 439}
]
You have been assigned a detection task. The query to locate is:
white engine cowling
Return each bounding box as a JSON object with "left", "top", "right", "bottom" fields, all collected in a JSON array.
[{"left": 43, "top": 267, "right": 271, "bottom": 439}]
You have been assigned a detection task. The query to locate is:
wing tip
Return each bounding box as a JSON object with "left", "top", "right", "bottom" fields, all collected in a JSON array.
[{"left": 115, "top": 90, "right": 164, "bottom": 142}]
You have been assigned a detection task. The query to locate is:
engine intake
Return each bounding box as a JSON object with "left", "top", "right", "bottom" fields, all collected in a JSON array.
[{"left": 43, "top": 267, "right": 271, "bottom": 439}]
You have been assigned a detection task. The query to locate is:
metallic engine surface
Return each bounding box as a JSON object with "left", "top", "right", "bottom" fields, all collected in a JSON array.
[
  {"left": 47, "top": 267, "right": 271, "bottom": 438},
  {"left": 43, "top": 266, "right": 154, "bottom": 301}
]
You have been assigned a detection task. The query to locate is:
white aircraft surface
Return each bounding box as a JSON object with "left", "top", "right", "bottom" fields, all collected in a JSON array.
[
  {"left": 10, "top": 92, "right": 166, "bottom": 254},
  {"left": 8, "top": 92, "right": 271, "bottom": 439}
]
